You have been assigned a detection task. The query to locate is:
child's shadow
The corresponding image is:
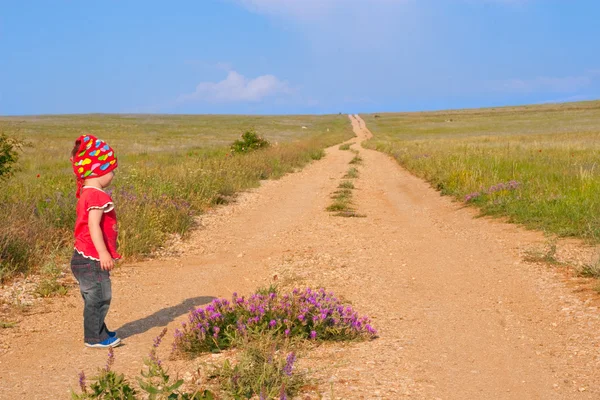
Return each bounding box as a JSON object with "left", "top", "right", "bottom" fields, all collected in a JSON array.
[{"left": 116, "top": 296, "right": 215, "bottom": 339}]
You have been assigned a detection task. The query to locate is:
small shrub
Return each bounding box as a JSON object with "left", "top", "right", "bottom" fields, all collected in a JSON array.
[
  {"left": 0, "top": 321, "right": 17, "bottom": 329},
  {"left": 36, "top": 278, "right": 69, "bottom": 298},
  {"left": 326, "top": 200, "right": 351, "bottom": 212},
  {"left": 579, "top": 259, "right": 600, "bottom": 279},
  {"left": 343, "top": 168, "right": 359, "bottom": 179},
  {"left": 349, "top": 155, "right": 363, "bottom": 165},
  {"left": 73, "top": 330, "right": 215, "bottom": 400},
  {"left": 172, "top": 288, "right": 376, "bottom": 356},
  {"left": 72, "top": 348, "right": 137, "bottom": 400},
  {"left": 230, "top": 129, "right": 271, "bottom": 154},
  {"left": 0, "top": 133, "right": 25, "bottom": 180},
  {"left": 308, "top": 149, "right": 325, "bottom": 160},
  {"left": 35, "top": 262, "right": 69, "bottom": 298},
  {"left": 137, "top": 328, "right": 215, "bottom": 400},
  {"left": 523, "top": 238, "right": 560, "bottom": 265},
  {"left": 338, "top": 181, "right": 354, "bottom": 189},
  {"left": 330, "top": 189, "right": 352, "bottom": 201},
  {"left": 339, "top": 144, "right": 351, "bottom": 151},
  {"left": 334, "top": 211, "right": 366, "bottom": 218},
  {"left": 213, "top": 334, "right": 305, "bottom": 399}
]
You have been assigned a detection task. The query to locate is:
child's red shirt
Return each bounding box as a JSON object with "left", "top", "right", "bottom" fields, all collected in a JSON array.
[{"left": 74, "top": 186, "right": 121, "bottom": 260}]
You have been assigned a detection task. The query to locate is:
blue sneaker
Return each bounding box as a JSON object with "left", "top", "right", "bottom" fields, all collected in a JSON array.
[
  {"left": 108, "top": 330, "right": 117, "bottom": 338},
  {"left": 85, "top": 336, "right": 121, "bottom": 348}
]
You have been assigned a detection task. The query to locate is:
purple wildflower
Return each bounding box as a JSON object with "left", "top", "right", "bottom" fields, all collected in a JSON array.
[
  {"left": 154, "top": 327, "right": 168, "bottom": 348},
  {"left": 465, "top": 192, "right": 481, "bottom": 202},
  {"left": 310, "top": 330, "right": 317, "bottom": 340},
  {"left": 104, "top": 347, "right": 114, "bottom": 372},
  {"left": 78, "top": 371, "right": 87, "bottom": 393},
  {"left": 149, "top": 327, "right": 168, "bottom": 366},
  {"left": 283, "top": 352, "right": 296, "bottom": 376},
  {"left": 279, "top": 384, "right": 288, "bottom": 400}
]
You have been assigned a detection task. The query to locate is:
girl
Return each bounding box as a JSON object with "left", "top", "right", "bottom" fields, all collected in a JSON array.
[{"left": 70, "top": 135, "right": 121, "bottom": 348}]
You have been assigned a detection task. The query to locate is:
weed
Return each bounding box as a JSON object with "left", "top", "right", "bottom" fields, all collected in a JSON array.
[
  {"left": 523, "top": 238, "right": 560, "bottom": 265},
  {"left": 338, "top": 181, "right": 355, "bottom": 189},
  {"left": 308, "top": 149, "right": 325, "bottom": 160},
  {"left": 334, "top": 211, "right": 366, "bottom": 218},
  {"left": 326, "top": 188, "right": 353, "bottom": 212},
  {"left": 343, "top": 168, "right": 359, "bottom": 179},
  {"left": 579, "top": 259, "right": 600, "bottom": 279},
  {"left": 0, "top": 321, "right": 17, "bottom": 329},
  {"left": 72, "top": 348, "right": 137, "bottom": 400},
  {"left": 73, "top": 330, "right": 215, "bottom": 400},
  {"left": 35, "top": 262, "right": 69, "bottom": 298},
  {"left": 326, "top": 200, "right": 351, "bottom": 212},
  {"left": 339, "top": 143, "right": 351, "bottom": 151},
  {"left": 255, "top": 284, "right": 279, "bottom": 296},
  {"left": 349, "top": 155, "right": 363, "bottom": 165},
  {"left": 213, "top": 334, "right": 305, "bottom": 399},
  {"left": 331, "top": 189, "right": 352, "bottom": 201},
  {"left": 36, "top": 278, "right": 69, "bottom": 298}
]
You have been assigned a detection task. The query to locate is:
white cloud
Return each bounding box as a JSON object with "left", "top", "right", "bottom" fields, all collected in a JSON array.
[
  {"left": 178, "top": 71, "right": 291, "bottom": 103},
  {"left": 490, "top": 74, "right": 594, "bottom": 94}
]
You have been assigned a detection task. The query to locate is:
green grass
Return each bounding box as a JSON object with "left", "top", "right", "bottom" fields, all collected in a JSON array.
[
  {"left": 326, "top": 199, "right": 351, "bottom": 212},
  {"left": 0, "top": 114, "right": 353, "bottom": 281},
  {"left": 334, "top": 211, "right": 366, "bottom": 218},
  {"left": 339, "top": 143, "right": 351, "bottom": 151},
  {"left": 327, "top": 189, "right": 354, "bottom": 213},
  {"left": 338, "top": 180, "right": 355, "bottom": 189},
  {"left": 363, "top": 101, "right": 600, "bottom": 242},
  {"left": 523, "top": 238, "right": 561, "bottom": 265},
  {"left": 343, "top": 167, "right": 359, "bottom": 179},
  {"left": 0, "top": 321, "right": 17, "bottom": 329},
  {"left": 349, "top": 155, "right": 363, "bottom": 165},
  {"left": 331, "top": 189, "right": 352, "bottom": 200},
  {"left": 326, "top": 172, "right": 366, "bottom": 217}
]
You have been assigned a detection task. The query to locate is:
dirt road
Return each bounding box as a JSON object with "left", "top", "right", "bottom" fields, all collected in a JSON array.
[{"left": 1, "top": 116, "right": 599, "bottom": 399}]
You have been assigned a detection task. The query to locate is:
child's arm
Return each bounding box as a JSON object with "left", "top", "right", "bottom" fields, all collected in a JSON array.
[{"left": 88, "top": 209, "right": 114, "bottom": 271}]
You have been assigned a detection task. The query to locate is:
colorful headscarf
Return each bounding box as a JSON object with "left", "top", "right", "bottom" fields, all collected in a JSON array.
[{"left": 71, "top": 134, "right": 118, "bottom": 197}]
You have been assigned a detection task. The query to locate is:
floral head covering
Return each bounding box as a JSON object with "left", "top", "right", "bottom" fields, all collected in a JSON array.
[{"left": 71, "top": 134, "right": 117, "bottom": 197}]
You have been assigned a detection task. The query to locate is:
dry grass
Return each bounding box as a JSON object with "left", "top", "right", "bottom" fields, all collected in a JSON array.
[
  {"left": 0, "top": 114, "right": 353, "bottom": 281},
  {"left": 364, "top": 100, "right": 600, "bottom": 242}
]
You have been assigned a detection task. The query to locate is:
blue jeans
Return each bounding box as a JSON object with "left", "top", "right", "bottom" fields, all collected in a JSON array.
[{"left": 70, "top": 251, "right": 112, "bottom": 344}]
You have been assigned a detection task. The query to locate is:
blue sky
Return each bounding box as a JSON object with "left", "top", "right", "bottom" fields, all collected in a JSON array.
[{"left": 1, "top": 0, "right": 599, "bottom": 115}]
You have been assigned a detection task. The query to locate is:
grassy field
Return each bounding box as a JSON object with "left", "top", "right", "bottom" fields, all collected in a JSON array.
[
  {"left": 0, "top": 114, "right": 353, "bottom": 281},
  {"left": 363, "top": 101, "right": 600, "bottom": 242}
]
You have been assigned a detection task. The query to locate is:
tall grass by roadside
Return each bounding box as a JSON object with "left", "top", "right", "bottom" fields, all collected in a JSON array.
[
  {"left": 0, "top": 114, "right": 353, "bottom": 281},
  {"left": 363, "top": 101, "right": 600, "bottom": 242}
]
